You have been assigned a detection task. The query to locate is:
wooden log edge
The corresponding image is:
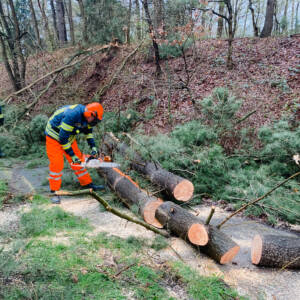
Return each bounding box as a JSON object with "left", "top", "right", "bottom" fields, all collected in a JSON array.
[
  {"left": 173, "top": 179, "right": 194, "bottom": 202},
  {"left": 220, "top": 245, "right": 240, "bottom": 264},
  {"left": 188, "top": 223, "right": 209, "bottom": 246},
  {"left": 142, "top": 198, "right": 164, "bottom": 229},
  {"left": 251, "top": 234, "right": 262, "bottom": 265}
]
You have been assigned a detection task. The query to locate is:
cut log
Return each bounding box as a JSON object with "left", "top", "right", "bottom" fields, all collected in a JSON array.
[
  {"left": 155, "top": 201, "right": 239, "bottom": 263},
  {"left": 251, "top": 234, "right": 300, "bottom": 269},
  {"left": 155, "top": 201, "right": 208, "bottom": 246},
  {"left": 101, "top": 132, "right": 194, "bottom": 202},
  {"left": 96, "top": 160, "right": 163, "bottom": 228},
  {"left": 200, "top": 226, "right": 240, "bottom": 264}
]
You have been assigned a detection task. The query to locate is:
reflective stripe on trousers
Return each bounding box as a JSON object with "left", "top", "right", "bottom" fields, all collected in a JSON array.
[{"left": 46, "top": 136, "right": 92, "bottom": 191}]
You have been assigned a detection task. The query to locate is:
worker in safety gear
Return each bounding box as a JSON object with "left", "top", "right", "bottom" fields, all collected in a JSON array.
[
  {"left": 45, "top": 103, "right": 105, "bottom": 204},
  {"left": 0, "top": 105, "right": 4, "bottom": 158}
]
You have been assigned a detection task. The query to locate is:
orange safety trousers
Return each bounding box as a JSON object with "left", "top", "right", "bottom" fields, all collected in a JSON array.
[{"left": 46, "top": 136, "right": 92, "bottom": 191}]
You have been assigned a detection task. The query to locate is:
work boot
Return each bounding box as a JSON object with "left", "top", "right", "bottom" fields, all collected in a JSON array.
[
  {"left": 84, "top": 183, "right": 105, "bottom": 191},
  {"left": 50, "top": 191, "right": 61, "bottom": 204}
]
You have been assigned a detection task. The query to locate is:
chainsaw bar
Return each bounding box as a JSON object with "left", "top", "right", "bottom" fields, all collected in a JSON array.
[{"left": 84, "top": 159, "right": 120, "bottom": 169}]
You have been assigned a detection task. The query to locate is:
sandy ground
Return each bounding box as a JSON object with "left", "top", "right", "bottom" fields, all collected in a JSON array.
[{"left": 0, "top": 162, "right": 299, "bottom": 300}]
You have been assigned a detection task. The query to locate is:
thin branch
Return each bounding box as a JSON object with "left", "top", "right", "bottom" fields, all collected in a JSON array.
[{"left": 205, "top": 206, "right": 216, "bottom": 225}]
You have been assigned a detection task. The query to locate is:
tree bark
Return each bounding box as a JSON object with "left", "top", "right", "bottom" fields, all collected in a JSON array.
[
  {"left": 260, "top": 0, "right": 275, "bottom": 37},
  {"left": 66, "top": 0, "right": 75, "bottom": 45},
  {"left": 217, "top": 2, "right": 225, "bottom": 38},
  {"left": 135, "top": 0, "right": 141, "bottom": 40},
  {"left": 200, "top": 226, "right": 240, "bottom": 264},
  {"left": 225, "top": 0, "right": 234, "bottom": 69},
  {"left": 142, "top": 0, "right": 161, "bottom": 76},
  {"left": 29, "top": 0, "right": 42, "bottom": 47},
  {"left": 126, "top": 0, "right": 132, "bottom": 44},
  {"left": 96, "top": 159, "right": 164, "bottom": 228},
  {"left": 0, "top": 35, "right": 18, "bottom": 91},
  {"left": 77, "top": 0, "right": 88, "bottom": 43},
  {"left": 7, "top": 0, "right": 26, "bottom": 87},
  {"left": 252, "top": 234, "right": 300, "bottom": 269},
  {"left": 291, "top": 0, "right": 295, "bottom": 32},
  {"left": 56, "top": 0, "right": 68, "bottom": 45},
  {"left": 249, "top": 0, "right": 259, "bottom": 37},
  {"left": 155, "top": 202, "right": 208, "bottom": 246},
  {"left": 102, "top": 132, "right": 194, "bottom": 202},
  {"left": 50, "top": 0, "right": 59, "bottom": 42},
  {"left": 0, "top": 0, "right": 23, "bottom": 90},
  {"left": 37, "top": 0, "right": 55, "bottom": 49}
]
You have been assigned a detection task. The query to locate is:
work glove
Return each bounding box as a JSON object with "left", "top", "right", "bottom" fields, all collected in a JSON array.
[
  {"left": 90, "top": 147, "right": 99, "bottom": 158},
  {"left": 71, "top": 155, "right": 81, "bottom": 164}
]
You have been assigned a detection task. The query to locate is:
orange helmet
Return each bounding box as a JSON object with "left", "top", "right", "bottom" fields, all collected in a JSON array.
[{"left": 84, "top": 102, "right": 104, "bottom": 121}]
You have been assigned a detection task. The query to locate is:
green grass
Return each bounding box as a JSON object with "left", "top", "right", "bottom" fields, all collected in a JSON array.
[
  {"left": 172, "top": 261, "right": 247, "bottom": 300},
  {"left": 0, "top": 204, "right": 244, "bottom": 300},
  {"left": 19, "top": 206, "right": 91, "bottom": 237}
]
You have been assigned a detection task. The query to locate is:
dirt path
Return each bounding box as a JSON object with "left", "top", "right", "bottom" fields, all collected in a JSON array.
[{"left": 1, "top": 162, "right": 299, "bottom": 300}]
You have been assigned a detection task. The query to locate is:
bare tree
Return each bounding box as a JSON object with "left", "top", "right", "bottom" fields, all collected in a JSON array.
[
  {"left": 56, "top": 0, "right": 68, "bottom": 45},
  {"left": 135, "top": 0, "right": 141, "bottom": 40},
  {"left": 37, "top": 0, "right": 55, "bottom": 49},
  {"left": 50, "top": 0, "right": 59, "bottom": 42},
  {"left": 141, "top": 0, "right": 162, "bottom": 76},
  {"left": 260, "top": 0, "right": 276, "bottom": 37},
  {"left": 65, "top": 0, "right": 75, "bottom": 45},
  {"left": 217, "top": 2, "right": 225, "bottom": 38},
  {"left": 201, "top": 1, "right": 235, "bottom": 69},
  {"left": 249, "top": 0, "right": 259, "bottom": 36},
  {"left": 29, "top": 0, "right": 41, "bottom": 47},
  {"left": 77, "top": 0, "right": 88, "bottom": 43},
  {"left": 291, "top": 0, "right": 295, "bottom": 31},
  {"left": 126, "top": 0, "right": 132, "bottom": 44},
  {"left": 0, "top": 0, "right": 26, "bottom": 90}
]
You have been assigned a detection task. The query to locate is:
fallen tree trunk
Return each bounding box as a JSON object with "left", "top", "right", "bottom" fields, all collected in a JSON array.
[
  {"left": 251, "top": 234, "right": 300, "bottom": 269},
  {"left": 155, "top": 201, "right": 239, "bottom": 263},
  {"left": 155, "top": 201, "right": 208, "bottom": 246},
  {"left": 96, "top": 160, "right": 163, "bottom": 228},
  {"left": 102, "top": 132, "right": 194, "bottom": 202}
]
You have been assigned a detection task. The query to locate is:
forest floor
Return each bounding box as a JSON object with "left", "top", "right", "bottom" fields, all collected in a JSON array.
[
  {"left": 1, "top": 36, "right": 299, "bottom": 139},
  {"left": 1, "top": 160, "right": 299, "bottom": 300}
]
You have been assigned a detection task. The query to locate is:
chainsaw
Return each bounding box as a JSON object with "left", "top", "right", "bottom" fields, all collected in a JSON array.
[{"left": 71, "top": 155, "right": 120, "bottom": 170}]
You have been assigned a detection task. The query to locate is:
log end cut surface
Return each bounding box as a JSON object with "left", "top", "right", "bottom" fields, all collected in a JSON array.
[
  {"left": 173, "top": 180, "right": 194, "bottom": 202},
  {"left": 251, "top": 234, "right": 262, "bottom": 265},
  {"left": 143, "top": 198, "right": 164, "bottom": 229},
  {"left": 188, "top": 223, "right": 209, "bottom": 246},
  {"left": 220, "top": 245, "right": 240, "bottom": 264}
]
